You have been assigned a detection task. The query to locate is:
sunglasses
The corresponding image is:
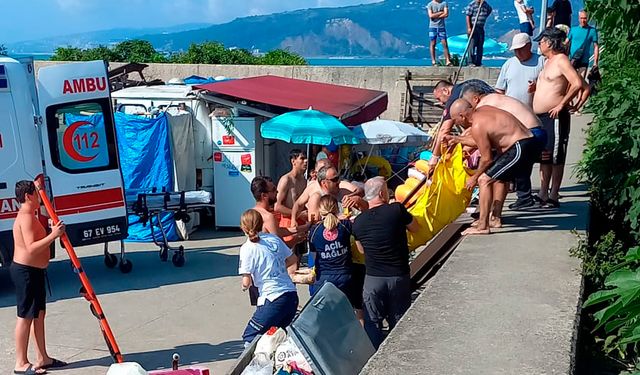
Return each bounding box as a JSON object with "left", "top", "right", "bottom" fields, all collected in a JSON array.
[{"left": 328, "top": 176, "right": 340, "bottom": 183}]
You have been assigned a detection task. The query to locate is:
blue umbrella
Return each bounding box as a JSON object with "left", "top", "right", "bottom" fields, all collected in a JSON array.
[{"left": 260, "top": 108, "right": 359, "bottom": 145}]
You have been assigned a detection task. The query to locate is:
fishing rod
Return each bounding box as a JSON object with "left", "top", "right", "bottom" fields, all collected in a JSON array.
[{"left": 401, "top": 0, "right": 485, "bottom": 207}]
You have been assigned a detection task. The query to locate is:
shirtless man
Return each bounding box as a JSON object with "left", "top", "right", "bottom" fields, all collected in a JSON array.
[
  {"left": 290, "top": 158, "right": 364, "bottom": 224},
  {"left": 462, "top": 84, "right": 547, "bottom": 213},
  {"left": 11, "top": 180, "right": 67, "bottom": 375},
  {"left": 447, "top": 99, "right": 540, "bottom": 235},
  {"left": 250, "top": 176, "right": 308, "bottom": 248},
  {"left": 275, "top": 149, "right": 308, "bottom": 244},
  {"left": 532, "top": 27, "right": 590, "bottom": 207},
  {"left": 429, "top": 79, "right": 495, "bottom": 172},
  {"left": 307, "top": 166, "right": 369, "bottom": 222}
]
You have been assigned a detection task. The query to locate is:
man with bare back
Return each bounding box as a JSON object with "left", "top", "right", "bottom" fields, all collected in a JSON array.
[
  {"left": 462, "top": 84, "right": 547, "bottom": 212},
  {"left": 447, "top": 99, "right": 540, "bottom": 235},
  {"left": 251, "top": 176, "right": 308, "bottom": 248},
  {"left": 532, "top": 27, "right": 590, "bottom": 208},
  {"left": 11, "top": 180, "right": 67, "bottom": 375},
  {"left": 275, "top": 149, "right": 308, "bottom": 245}
]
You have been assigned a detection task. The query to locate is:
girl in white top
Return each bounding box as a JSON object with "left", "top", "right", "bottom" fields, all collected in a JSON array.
[{"left": 238, "top": 209, "right": 299, "bottom": 344}]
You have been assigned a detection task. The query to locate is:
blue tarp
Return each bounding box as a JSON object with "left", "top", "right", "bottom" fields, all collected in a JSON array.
[
  {"left": 183, "top": 75, "right": 233, "bottom": 84},
  {"left": 437, "top": 34, "right": 508, "bottom": 57},
  {"left": 114, "top": 112, "right": 178, "bottom": 242}
]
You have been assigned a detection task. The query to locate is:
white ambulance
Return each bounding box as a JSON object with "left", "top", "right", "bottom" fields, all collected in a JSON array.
[{"left": 0, "top": 57, "right": 128, "bottom": 269}]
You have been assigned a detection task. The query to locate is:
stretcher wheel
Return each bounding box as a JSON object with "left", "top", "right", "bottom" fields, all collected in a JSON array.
[
  {"left": 119, "top": 259, "right": 133, "bottom": 273},
  {"left": 104, "top": 253, "right": 118, "bottom": 268},
  {"left": 172, "top": 251, "right": 185, "bottom": 267},
  {"left": 159, "top": 247, "right": 168, "bottom": 262}
]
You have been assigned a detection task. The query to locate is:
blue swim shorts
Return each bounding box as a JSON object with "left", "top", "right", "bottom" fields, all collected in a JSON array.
[{"left": 429, "top": 27, "right": 447, "bottom": 42}]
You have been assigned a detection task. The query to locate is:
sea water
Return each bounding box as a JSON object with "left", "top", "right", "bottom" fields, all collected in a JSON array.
[{"left": 11, "top": 53, "right": 506, "bottom": 68}]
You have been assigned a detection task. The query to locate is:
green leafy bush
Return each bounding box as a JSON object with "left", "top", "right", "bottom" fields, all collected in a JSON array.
[
  {"left": 50, "top": 40, "right": 306, "bottom": 66},
  {"left": 575, "top": 0, "right": 640, "bottom": 370},
  {"left": 583, "top": 247, "right": 640, "bottom": 361},
  {"left": 571, "top": 231, "right": 627, "bottom": 288}
]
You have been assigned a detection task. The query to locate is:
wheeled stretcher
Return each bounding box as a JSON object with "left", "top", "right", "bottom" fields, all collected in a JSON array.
[{"left": 103, "top": 189, "right": 213, "bottom": 272}]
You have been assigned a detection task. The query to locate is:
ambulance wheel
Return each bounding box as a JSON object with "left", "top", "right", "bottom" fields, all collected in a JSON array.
[
  {"left": 172, "top": 252, "right": 185, "bottom": 267},
  {"left": 119, "top": 259, "right": 133, "bottom": 274},
  {"left": 104, "top": 253, "right": 118, "bottom": 268}
]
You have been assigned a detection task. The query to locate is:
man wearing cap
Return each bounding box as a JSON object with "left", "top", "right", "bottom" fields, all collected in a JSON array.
[
  {"left": 532, "top": 27, "right": 589, "bottom": 208},
  {"left": 496, "top": 33, "right": 544, "bottom": 108},
  {"left": 496, "top": 33, "right": 545, "bottom": 209}
]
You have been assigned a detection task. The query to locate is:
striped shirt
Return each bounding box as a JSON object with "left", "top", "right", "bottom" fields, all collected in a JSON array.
[{"left": 464, "top": 0, "right": 493, "bottom": 28}]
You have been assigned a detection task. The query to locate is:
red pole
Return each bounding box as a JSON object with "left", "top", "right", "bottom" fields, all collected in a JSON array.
[{"left": 35, "top": 180, "right": 124, "bottom": 363}]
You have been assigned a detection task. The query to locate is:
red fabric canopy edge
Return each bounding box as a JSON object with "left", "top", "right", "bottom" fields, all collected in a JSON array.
[{"left": 194, "top": 75, "right": 388, "bottom": 126}]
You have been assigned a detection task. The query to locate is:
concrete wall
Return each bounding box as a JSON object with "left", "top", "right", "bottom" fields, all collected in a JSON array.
[{"left": 35, "top": 61, "right": 501, "bottom": 120}]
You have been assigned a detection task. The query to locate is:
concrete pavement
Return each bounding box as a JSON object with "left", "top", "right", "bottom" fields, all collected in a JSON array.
[{"left": 0, "top": 229, "right": 309, "bottom": 374}]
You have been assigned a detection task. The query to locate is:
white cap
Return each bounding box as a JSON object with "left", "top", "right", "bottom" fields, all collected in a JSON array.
[{"left": 510, "top": 33, "right": 532, "bottom": 50}]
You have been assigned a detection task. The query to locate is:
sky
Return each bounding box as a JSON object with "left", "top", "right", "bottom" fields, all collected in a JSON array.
[{"left": 2, "top": 0, "right": 380, "bottom": 43}]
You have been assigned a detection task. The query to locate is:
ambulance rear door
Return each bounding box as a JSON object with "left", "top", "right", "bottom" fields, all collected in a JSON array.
[
  {"left": 0, "top": 58, "right": 44, "bottom": 265},
  {"left": 36, "top": 61, "right": 128, "bottom": 246}
]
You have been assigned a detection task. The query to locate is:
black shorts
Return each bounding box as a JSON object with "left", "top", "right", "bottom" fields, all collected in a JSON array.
[
  {"left": 538, "top": 110, "right": 571, "bottom": 165},
  {"left": 486, "top": 137, "right": 541, "bottom": 182},
  {"left": 10, "top": 262, "right": 47, "bottom": 319}
]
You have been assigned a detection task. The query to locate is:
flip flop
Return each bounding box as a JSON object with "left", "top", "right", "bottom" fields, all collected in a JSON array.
[
  {"left": 14, "top": 364, "right": 46, "bottom": 375},
  {"left": 40, "top": 358, "right": 68, "bottom": 370},
  {"left": 544, "top": 199, "right": 560, "bottom": 208}
]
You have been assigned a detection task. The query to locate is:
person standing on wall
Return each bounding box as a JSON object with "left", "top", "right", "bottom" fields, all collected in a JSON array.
[
  {"left": 567, "top": 10, "right": 599, "bottom": 80},
  {"left": 549, "top": 0, "right": 572, "bottom": 28},
  {"left": 514, "top": 0, "right": 535, "bottom": 36},
  {"left": 464, "top": 0, "right": 493, "bottom": 66},
  {"left": 426, "top": 0, "right": 453, "bottom": 66}
]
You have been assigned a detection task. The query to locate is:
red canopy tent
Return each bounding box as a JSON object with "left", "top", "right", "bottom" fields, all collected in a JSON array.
[{"left": 194, "top": 75, "right": 388, "bottom": 126}]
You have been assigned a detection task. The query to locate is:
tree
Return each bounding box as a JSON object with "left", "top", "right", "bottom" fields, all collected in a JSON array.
[
  {"left": 47, "top": 40, "right": 306, "bottom": 65},
  {"left": 113, "top": 40, "right": 165, "bottom": 63},
  {"left": 0, "top": 44, "right": 7, "bottom": 56},
  {"left": 83, "top": 45, "right": 119, "bottom": 62},
  {"left": 260, "top": 49, "right": 307, "bottom": 65},
  {"left": 51, "top": 47, "right": 86, "bottom": 61},
  {"left": 171, "top": 42, "right": 228, "bottom": 64}
]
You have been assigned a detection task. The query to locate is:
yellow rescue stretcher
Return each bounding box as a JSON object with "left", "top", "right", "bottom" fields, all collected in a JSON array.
[{"left": 396, "top": 144, "right": 473, "bottom": 251}]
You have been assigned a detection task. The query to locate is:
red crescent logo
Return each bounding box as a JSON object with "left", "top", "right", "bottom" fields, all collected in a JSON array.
[{"left": 62, "top": 121, "right": 98, "bottom": 162}]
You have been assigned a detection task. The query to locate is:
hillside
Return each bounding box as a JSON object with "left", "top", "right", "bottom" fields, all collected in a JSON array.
[
  {"left": 7, "top": 23, "right": 210, "bottom": 54},
  {"left": 9, "top": 0, "right": 585, "bottom": 58},
  {"left": 141, "top": 0, "right": 584, "bottom": 58}
]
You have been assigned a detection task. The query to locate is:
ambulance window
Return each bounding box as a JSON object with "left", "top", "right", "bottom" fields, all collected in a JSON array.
[
  {"left": 46, "top": 98, "right": 118, "bottom": 173},
  {"left": 117, "top": 104, "right": 147, "bottom": 115}
]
